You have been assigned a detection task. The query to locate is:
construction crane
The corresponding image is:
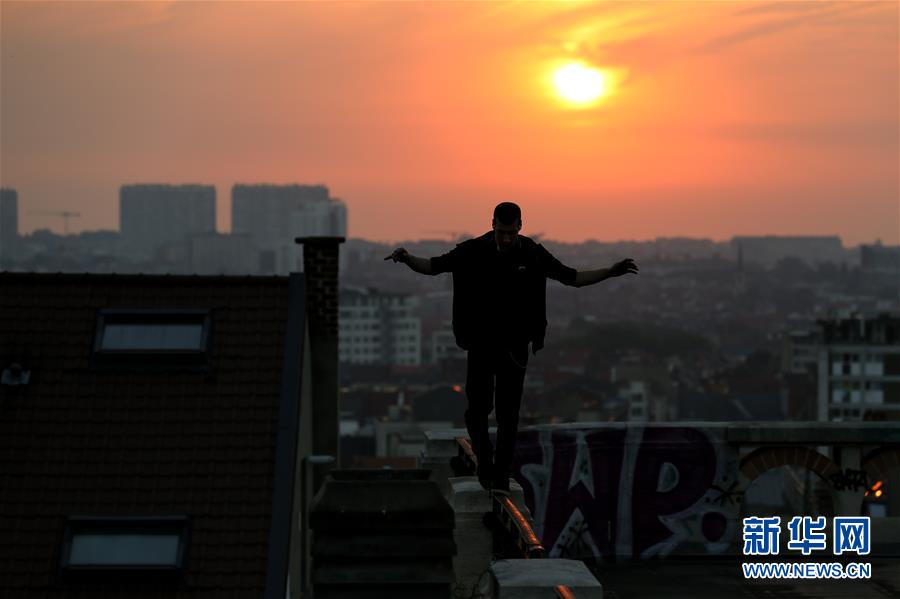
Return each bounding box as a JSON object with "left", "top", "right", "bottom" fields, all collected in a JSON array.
[{"left": 29, "top": 210, "right": 82, "bottom": 235}]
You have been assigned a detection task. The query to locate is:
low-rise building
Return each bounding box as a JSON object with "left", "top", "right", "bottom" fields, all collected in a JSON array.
[
  {"left": 816, "top": 314, "right": 900, "bottom": 421},
  {"left": 338, "top": 286, "right": 421, "bottom": 366},
  {"left": 430, "top": 321, "right": 465, "bottom": 366}
]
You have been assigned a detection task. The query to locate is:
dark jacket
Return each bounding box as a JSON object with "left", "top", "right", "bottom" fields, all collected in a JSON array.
[{"left": 430, "top": 232, "right": 577, "bottom": 351}]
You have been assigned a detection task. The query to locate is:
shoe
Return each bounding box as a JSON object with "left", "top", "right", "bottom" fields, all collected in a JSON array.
[{"left": 476, "top": 460, "right": 493, "bottom": 491}]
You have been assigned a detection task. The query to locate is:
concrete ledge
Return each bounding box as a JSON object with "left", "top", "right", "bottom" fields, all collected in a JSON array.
[
  {"left": 491, "top": 559, "right": 603, "bottom": 598},
  {"left": 724, "top": 422, "right": 900, "bottom": 444},
  {"left": 512, "top": 422, "right": 900, "bottom": 445},
  {"left": 449, "top": 476, "right": 492, "bottom": 513},
  {"left": 449, "top": 477, "right": 492, "bottom": 598},
  {"left": 448, "top": 476, "right": 532, "bottom": 519},
  {"left": 424, "top": 428, "right": 497, "bottom": 459},
  {"left": 449, "top": 477, "right": 543, "bottom": 598}
]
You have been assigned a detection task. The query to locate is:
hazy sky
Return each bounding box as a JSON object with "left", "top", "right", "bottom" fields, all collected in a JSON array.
[{"left": 1, "top": 1, "right": 897, "bottom": 244}]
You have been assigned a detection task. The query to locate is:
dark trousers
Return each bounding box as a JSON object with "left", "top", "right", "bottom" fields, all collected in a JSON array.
[{"left": 464, "top": 343, "right": 529, "bottom": 479}]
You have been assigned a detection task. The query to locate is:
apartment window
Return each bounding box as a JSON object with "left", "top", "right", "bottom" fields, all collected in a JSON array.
[
  {"left": 60, "top": 516, "right": 189, "bottom": 581},
  {"left": 92, "top": 310, "right": 211, "bottom": 369}
]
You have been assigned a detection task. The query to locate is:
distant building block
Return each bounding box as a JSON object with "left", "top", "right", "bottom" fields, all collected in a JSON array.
[
  {"left": 119, "top": 184, "right": 215, "bottom": 261},
  {"left": 491, "top": 559, "right": 603, "bottom": 598}
]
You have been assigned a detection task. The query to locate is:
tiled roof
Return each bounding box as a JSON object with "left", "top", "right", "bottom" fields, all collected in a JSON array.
[{"left": 0, "top": 272, "right": 297, "bottom": 598}]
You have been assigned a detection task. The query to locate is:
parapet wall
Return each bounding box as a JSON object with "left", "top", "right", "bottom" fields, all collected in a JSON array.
[{"left": 422, "top": 423, "right": 900, "bottom": 561}]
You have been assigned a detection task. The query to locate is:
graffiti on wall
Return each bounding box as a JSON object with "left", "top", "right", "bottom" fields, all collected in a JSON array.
[
  {"left": 512, "top": 426, "right": 742, "bottom": 560},
  {"left": 829, "top": 468, "right": 869, "bottom": 492}
]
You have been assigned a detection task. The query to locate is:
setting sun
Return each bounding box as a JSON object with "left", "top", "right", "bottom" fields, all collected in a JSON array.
[{"left": 552, "top": 62, "right": 608, "bottom": 105}]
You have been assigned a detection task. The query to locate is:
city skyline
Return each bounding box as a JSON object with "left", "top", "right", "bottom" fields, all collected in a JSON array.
[
  {"left": 3, "top": 184, "right": 896, "bottom": 248},
  {"left": 1, "top": 1, "right": 897, "bottom": 244},
  {"left": 5, "top": 184, "right": 891, "bottom": 249}
]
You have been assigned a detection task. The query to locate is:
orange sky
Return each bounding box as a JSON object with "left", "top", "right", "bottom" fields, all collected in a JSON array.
[{"left": 1, "top": 1, "right": 897, "bottom": 244}]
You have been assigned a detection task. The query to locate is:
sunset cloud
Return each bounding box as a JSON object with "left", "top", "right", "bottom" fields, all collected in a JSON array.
[{"left": 1, "top": 1, "right": 896, "bottom": 244}]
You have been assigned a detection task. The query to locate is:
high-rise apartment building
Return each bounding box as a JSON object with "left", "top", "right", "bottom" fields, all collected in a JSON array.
[
  {"left": 0, "top": 188, "right": 18, "bottom": 268},
  {"left": 120, "top": 184, "right": 216, "bottom": 260},
  {"left": 291, "top": 199, "right": 348, "bottom": 239},
  {"left": 232, "top": 184, "right": 347, "bottom": 273}
]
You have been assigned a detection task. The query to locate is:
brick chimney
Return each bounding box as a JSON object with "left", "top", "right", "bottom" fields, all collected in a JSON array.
[{"left": 295, "top": 236, "right": 344, "bottom": 490}]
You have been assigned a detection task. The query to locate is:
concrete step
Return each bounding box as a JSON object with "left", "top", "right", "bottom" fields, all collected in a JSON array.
[
  {"left": 314, "top": 583, "right": 453, "bottom": 599},
  {"left": 313, "top": 532, "right": 456, "bottom": 557},
  {"left": 312, "top": 558, "right": 455, "bottom": 585},
  {"left": 491, "top": 559, "right": 603, "bottom": 598},
  {"left": 310, "top": 475, "right": 455, "bottom": 532}
]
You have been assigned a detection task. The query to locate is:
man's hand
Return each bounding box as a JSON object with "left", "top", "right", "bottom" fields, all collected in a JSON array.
[
  {"left": 609, "top": 258, "right": 639, "bottom": 277},
  {"left": 384, "top": 247, "right": 410, "bottom": 264},
  {"left": 531, "top": 340, "right": 544, "bottom": 355}
]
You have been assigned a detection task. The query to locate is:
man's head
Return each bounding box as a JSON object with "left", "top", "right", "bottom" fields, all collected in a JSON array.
[{"left": 492, "top": 202, "right": 522, "bottom": 252}]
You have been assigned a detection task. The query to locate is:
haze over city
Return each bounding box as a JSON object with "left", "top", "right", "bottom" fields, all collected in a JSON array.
[
  {"left": 1, "top": 1, "right": 897, "bottom": 245},
  {"left": 2, "top": 5, "right": 900, "bottom": 597}
]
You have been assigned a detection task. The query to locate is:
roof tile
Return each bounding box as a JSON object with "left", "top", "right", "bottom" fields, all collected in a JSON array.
[{"left": 0, "top": 273, "right": 297, "bottom": 596}]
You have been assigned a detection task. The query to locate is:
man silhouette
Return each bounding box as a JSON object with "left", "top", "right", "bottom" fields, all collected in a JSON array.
[{"left": 386, "top": 202, "right": 638, "bottom": 493}]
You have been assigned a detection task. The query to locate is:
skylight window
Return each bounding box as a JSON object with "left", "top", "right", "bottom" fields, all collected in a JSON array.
[
  {"left": 92, "top": 310, "right": 211, "bottom": 368},
  {"left": 60, "top": 516, "right": 189, "bottom": 579},
  {"left": 101, "top": 323, "right": 204, "bottom": 351},
  {"left": 70, "top": 532, "right": 181, "bottom": 566}
]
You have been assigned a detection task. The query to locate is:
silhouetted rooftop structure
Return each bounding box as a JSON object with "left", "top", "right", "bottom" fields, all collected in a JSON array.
[{"left": 0, "top": 272, "right": 314, "bottom": 598}]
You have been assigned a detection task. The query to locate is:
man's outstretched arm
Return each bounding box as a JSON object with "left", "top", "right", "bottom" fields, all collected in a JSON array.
[
  {"left": 384, "top": 247, "right": 433, "bottom": 275},
  {"left": 573, "top": 258, "right": 639, "bottom": 287}
]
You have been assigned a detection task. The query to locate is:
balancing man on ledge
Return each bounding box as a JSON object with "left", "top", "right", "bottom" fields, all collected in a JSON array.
[{"left": 385, "top": 202, "right": 638, "bottom": 493}]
